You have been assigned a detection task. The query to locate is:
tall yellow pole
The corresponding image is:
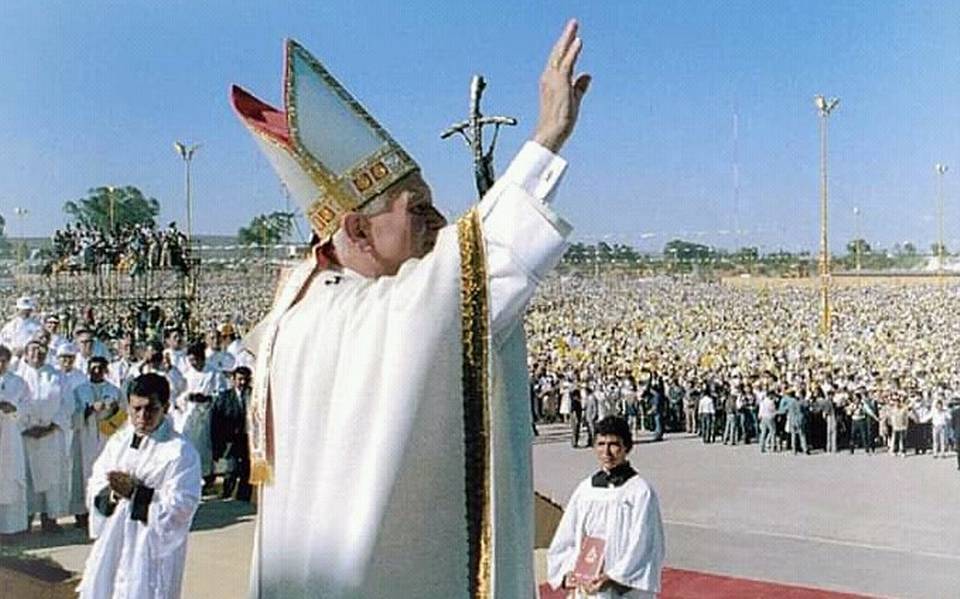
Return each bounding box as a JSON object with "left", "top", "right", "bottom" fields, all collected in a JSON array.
[
  {"left": 936, "top": 163, "right": 948, "bottom": 285},
  {"left": 815, "top": 95, "right": 839, "bottom": 336}
]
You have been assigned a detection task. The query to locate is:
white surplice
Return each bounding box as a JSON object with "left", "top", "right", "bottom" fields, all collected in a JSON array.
[
  {"left": 16, "top": 361, "right": 71, "bottom": 517},
  {"left": 250, "top": 142, "right": 571, "bottom": 598},
  {"left": 70, "top": 378, "right": 125, "bottom": 515},
  {"left": 0, "top": 370, "right": 30, "bottom": 532},
  {"left": 172, "top": 364, "right": 222, "bottom": 477},
  {"left": 78, "top": 417, "right": 201, "bottom": 599},
  {"left": 546, "top": 474, "right": 666, "bottom": 599}
]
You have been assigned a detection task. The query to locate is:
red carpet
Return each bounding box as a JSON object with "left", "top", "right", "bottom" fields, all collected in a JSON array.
[
  {"left": 661, "top": 567, "right": 876, "bottom": 598},
  {"left": 539, "top": 568, "right": 876, "bottom": 598}
]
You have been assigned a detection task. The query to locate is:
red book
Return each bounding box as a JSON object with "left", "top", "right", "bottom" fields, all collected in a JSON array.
[
  {"left": 538, "top": 581, "right": 570, "bottom": 599},
  {"left": 572, "top": 535, "right": 606, "bottom": 584}
]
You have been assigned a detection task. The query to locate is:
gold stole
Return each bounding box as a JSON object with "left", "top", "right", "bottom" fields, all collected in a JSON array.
[{"left": 457, "top": 208, "right": 493, "bottom": 598}]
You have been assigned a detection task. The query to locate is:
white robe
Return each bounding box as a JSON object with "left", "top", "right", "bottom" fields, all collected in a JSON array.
[
  {"left": 0, "top": 315, "right": 41, "bottom": 353},
  {"left": 251, "top": 142, "right": 571, "bottom": 598},
  {"left": 78, "top": 417, "right": 201, "bottom": 599},
  {"left": 70, "top": 379, "right": 125, "bottom": 514},
  {"left": 0, "top": 370, "right": 30, "bottom": 532},
  {"left": 173, "top": 364, "right": 222, "bottom": 477},
  {"left": 546, "top": 474, "right": 666, "bottom": 598},
  {"left": 16, "top": 361, "right": 71, "bottom": 517}
]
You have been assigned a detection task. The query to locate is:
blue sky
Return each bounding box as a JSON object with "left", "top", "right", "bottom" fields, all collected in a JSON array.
[{"left": 1, "top": 1, "right": 958, "bottom": 252}]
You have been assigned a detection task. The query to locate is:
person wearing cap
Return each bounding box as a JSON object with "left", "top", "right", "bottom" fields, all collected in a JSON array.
[
  {"left": 234, "top": 20, "right": 589, "bottom": 597},
  {"left": 69, "top": 355, "right": 125, "bottom": 529},
  {"left": 0, "top": 344, "right": 31, "bottom": 535},
  {"left": 546, "top": 416, "right": 664, "bottom": 598},
  {"left": 0, "top": 296, "right": 42, "bottom": 355},
  {"left": 16, "top": 336, "right": 69, "bottom": 532}
]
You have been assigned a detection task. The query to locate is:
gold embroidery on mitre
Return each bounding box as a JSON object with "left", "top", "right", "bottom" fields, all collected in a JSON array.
[
  {"left": 457, "top": 208, "right": 492, "bottom": 598},
  {"left": 282, "top": 40, "right": 419, "bottom": 242}
]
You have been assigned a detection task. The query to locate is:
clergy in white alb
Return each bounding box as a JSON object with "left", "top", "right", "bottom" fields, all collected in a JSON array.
[
  {"left": 0, "top": 345, "right": 31, "bottom": 534},
  {"left": 0, "top": 296, "right": 42, "bottom": 355},
  {"left": 232, "top": 20, "right": 591, "bottom": 599},
  {"left": 78, "top": 373, "right": 201, "bottom": 599},
  {"left": 109, "top": 334, "right": 140, "bottom": 391},
  {"left": 71, "top": 356, "right": 126, "bottom": 519},
  {"left": 172, "top": 342, "right": 222, "bottom": 482},
  {"left": 547, "top": 417, "right": 665, "bottom": 598},
  {"left": 137, "top": 341, "right": 187, "bottom": 400},
  {"left": 17, "top": 337, "right": 71, "bottom": 532},
  {"left": 57, "top": 343, "right": 91, "bottom": 519}
]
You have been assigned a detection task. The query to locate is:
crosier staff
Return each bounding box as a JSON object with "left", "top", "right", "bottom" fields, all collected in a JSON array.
[{"left": 441, "top": 75, "right": 517, "bottom": 199}]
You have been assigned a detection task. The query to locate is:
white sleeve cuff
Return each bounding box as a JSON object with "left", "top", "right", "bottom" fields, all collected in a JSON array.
[{"left": 499, "top": 141, "right": 568, "bottom": 204}]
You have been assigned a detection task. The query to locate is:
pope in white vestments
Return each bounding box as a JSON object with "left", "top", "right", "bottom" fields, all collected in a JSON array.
[
  {"left": 232, "top": 20, "right": 591, "bottom": 599},
  {"left": 78, "top": 373, "right": 201, "bottom": 599},
  {"left": 0, "top": 347, "right": 30, "bottom": 534}
]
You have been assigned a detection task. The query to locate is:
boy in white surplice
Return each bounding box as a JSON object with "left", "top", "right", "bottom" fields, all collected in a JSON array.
[{"left": 547, "top": 416, "right": 666, "bottom": 598}]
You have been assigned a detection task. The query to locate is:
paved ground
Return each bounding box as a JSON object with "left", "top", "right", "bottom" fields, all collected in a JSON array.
[
  {"left": 9, "top": 424, "right": 960, "bottom": 598},
  {"left": 533, "top": 424, "right": 960, "bottom": 599}
]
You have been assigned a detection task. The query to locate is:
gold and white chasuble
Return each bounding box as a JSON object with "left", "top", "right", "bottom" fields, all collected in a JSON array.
[{"left": 248, "top": 142, "right": 571, "bottom": 598}]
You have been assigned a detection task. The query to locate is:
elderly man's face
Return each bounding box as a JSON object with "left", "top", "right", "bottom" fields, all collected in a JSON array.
[
  {"left": 26, "top": 343, "right": 46, "bottom": 367},
  {"left": 77, "top": 334, "right": 94, "bottom": 357},
  {"left": 58, "top": 354, "right": 75, "bottom": 372},
  {"left": 365, "top": 173, "right": 446, "bottom": 275}
]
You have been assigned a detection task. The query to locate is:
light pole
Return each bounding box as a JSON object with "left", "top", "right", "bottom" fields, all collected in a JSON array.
[
  {"left": 173, "top": 141, "right": 201, "bottom": 247},
  {"left": 853, "top": 206, "right": 862, "bottom": 276},
  {"left": 815, "top": 94, "right": 839, "bottom": 335},
  {"left": 13, "top": 207, "right": 28, "bottom": 267},
  {"left": 106, "top": 186, "right": 117, "bottom": 233},
  {"left": 935, "top": 163, "right": 948, "bottom": 281}
]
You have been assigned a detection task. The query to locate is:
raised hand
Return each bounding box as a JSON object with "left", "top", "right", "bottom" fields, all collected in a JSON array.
[{"left": 533, "top": 19, "right": 592, "bottom": 153}]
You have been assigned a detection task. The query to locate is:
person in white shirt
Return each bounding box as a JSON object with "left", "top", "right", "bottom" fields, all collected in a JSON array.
[
  {"left": 17, "top": 337, "right": 70, "bottom": 532},
  {"left": 108, "top": 333, "right": 139, "bottom": 392},
  {"left": 698, "top": 390, "right": 716, "bottom": 444},
  {"left": 173, "top": 342, "right": 223, "bottom": 488},
  {"left": 77, "top": 373, "right": 201, "bottom": 599},
  {"left": 0, "top": 345, "right": 31, "bottom": 535},
  {"left": 547, "top": 416, "right": 665, "bottom": 598},
  {"left": 757, "top": 390, "right": 779, "bottom": 453},
  {"left": 203, "top": 328, "right": 235, "bottom": 391},
  {"left": 0, "top": 296, "right": 42, "bottom": 357},
  {"left": 43, "top": 314, "right": 69, "bottom": 366},
  {"left": 57, "top": 343, "right": 92, "bottom": 525},
  {"left": 136, "top": 341, "right": 186, "bottom": 400}
]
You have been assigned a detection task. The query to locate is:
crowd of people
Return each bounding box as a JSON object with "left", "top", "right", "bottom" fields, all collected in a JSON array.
[
  {"left": 48, "top": 222, "right": 190, "bottom": 276},
  {"left": 5, "top": 269, "right": 960, "bottom": 544},
  {"left": 528, "top": 275, "right": 960, "bottom": 467},
  {"left": 0, "top": 293, "right": 255, "bottom": 537}
]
